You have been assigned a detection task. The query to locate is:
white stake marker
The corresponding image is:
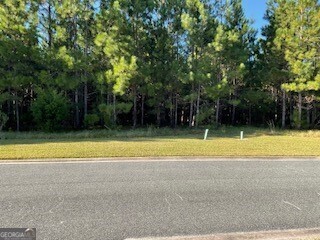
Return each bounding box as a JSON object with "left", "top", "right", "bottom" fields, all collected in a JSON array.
[
  {"left": 204, "top": 129, "right": 209, "bottom": 140},
  {"left": 240, "top": 131, "right": 244, "bottom": 140}
]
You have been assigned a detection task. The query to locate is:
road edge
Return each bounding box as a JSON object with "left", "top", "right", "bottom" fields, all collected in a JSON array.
[
  {"left": 125, "top": 227, "right": 320, "bottom": 240},
  {"left": 0, "top": 156, "right": 320, "bottom": 164}
]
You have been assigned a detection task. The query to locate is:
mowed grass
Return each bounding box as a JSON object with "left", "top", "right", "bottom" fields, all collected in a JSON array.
[{"left": 0, "top": 127, "right": 320, "bottom": 159}]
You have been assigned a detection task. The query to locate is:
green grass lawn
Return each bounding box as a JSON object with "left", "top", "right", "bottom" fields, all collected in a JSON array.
[{"left": 1, "top": 127, "right": 320, "bottom": 160}]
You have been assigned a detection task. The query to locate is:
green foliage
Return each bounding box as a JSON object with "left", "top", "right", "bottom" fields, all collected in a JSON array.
[
  {"left": 106, "top": 56, "right": 138, "bottom": 95},
  {"left": 197, "top": 107, "right": 215, "bottom": 125},
  {"left": 116, "top": 102, "right": 133, "bottom": 114},
  {"left": 0, "top": 0, "right": 319, "bottom": 132},
  {"left": 292, "top": 109, "right": 309, "bottom": 129},
  {"left": 95, "top": 0, "right": 138, "bottom": 96},
  {"left": 31, "top": 89, "right": 70, "bottom": 132},
  {"left": 0, "top": 111, "right": 8, "bottom": 131},
  {"left": 274, "top": 0, "right": 320, "bottom": 92},
  {"left": 98, "top": 101, "right": 133, "bottom": 128},
  {"left": 84, "top": 114, "right": 100, "bottom": 129},
  {"left": 98, "top": 103, "right": 113, "bottom": 127}
]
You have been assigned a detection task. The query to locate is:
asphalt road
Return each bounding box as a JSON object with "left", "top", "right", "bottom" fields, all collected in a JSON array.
[{"left": 1, "top": 159, "right": 320, "bottom": 240}]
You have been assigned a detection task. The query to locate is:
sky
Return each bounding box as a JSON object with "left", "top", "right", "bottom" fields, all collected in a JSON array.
[{"left": 242, "top": 0, "right": 268, "bottom": 36}]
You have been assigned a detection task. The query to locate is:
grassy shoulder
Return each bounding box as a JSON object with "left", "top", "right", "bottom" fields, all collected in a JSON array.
[{"left": 0, "top": 127, "right": 320, "bottom": 159}]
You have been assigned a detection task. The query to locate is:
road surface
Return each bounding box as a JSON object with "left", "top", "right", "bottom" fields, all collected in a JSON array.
[{"left": 1, "top": 158, "right": 320, "bottom": 239}]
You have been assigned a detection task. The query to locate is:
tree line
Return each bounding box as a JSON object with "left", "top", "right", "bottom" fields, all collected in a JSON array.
[{"left": 0, "top": 0, "right": 319, "bottom": 132}]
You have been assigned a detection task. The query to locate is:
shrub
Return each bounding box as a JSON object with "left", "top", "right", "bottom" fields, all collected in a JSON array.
[
  {"left": 98, "top": 103, "right": 113, "bottom": 127},
  {"left": 31, "top": 89, "right": 70, "bottom": 131},
  {"left": 84, "top": 114, "right": 99, "bottom": 129}
]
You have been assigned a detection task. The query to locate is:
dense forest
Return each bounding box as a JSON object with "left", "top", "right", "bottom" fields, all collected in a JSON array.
[{"left": 0, "top": 0, "right": 319, "bottom": 132}]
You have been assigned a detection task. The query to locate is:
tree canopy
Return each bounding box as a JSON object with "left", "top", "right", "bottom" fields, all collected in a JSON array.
[{"left": 0, "top": 0, "right": 319, "bottom": 131}]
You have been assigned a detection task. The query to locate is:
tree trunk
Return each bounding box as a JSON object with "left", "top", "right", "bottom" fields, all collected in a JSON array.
[
  {"left": 132, "top": 86, "right": 137, "bottom": 128},
  {"left": 174, "top": 94, "right": 178, "bottom": 128},
  {"left": 282, "top": 90, "right": 286, "bottom": 128},
  {"left": 169, "top": 94, "right": 174, "bottom": 128},
  {"left": 156, "top": 104, "right": 161, "bottom": 127},
  {"left": 14, "top": 91, "right": 19, "bottom": 132},
  {"left": 195, "top": 84, "right": 200, "bottom": 128},
  {"left": 248, "top": 106, "right": 252, "bottom": 125},
  {"left": 189, "top": 100, "right": 193, "bottom": 127},
  {"left": 75, "top": 89, "right": 80, "bottom": 128},
  {"left": 215, "top": 98, "right": 220, "bottom": 125},
  {"left": 289, "top": 93, "right": 294, "bottom": 128},
  {"left": 298, "top": 92, "right": 302, "bottom": 129},
  {"left": 7, "top": 86, "right": 11, "bottom": 122},
  {"left": 7, "top": 97, "right": 11, "bottom": 123},
  {"left": 113, "top": 94, "right": 116, "bottom": 124},
  {"left": 274, "top": 88, "right": 278, "bottom": 123},
  {"left": 100, "top": 85, "right": 104, "bottom": 105},
  {"left": 48, "top": 1, "right": 53, "bottom": 48},
  {"left": 312, "top": 105, "right": 317, "bottom": 127},
  {"left": 232, "top": 104, "right": 236, "bottom": 125},
  {"left": 181, "top": 110, "right": 185, "bottom": 126},
  {"left": 141, "top": 94, "right": 145, "bottom": 126},
  {"left": 307, "top": 108, "right": 310, "bottom": 128},
  {"left": 232, "top": 78, "right": 237, "bottom": 125},
  {"left": 189, "top": 84, "right": 194, "bottom": 127},
  {"left": 107, "top": 91, "right": 111, "bottom": 105},
  {"left": 84, "top": 82, "right": 88, "bottom": 117}
]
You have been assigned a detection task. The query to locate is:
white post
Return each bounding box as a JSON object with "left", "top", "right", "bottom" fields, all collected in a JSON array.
[
  {"left": 240, "top": 131, "right": 244, "bottom": 140},
  {"left": 204, "top": 129, "right": 209, "bottom": 140}
]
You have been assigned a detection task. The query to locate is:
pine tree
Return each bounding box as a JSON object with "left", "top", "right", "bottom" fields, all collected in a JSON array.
[
  {"left": 275, "top": 0, "right": 320, "bottom": 128},
  {"left": 181, "top": 0, "right": 213, "bottom": 127},
  {"left": 223, "top": 0, "right": 254, "bottom": 125},
  {"left": 0, "top": 0, "right": 39, "bottom": 131},
  {"left": 95, "top": 0, "right": 138, "bottom": 127},
  {"left": 53, "top": 0, "right": 96, "bottom": 128},
  {"left": 260, "top": 0, "right": 289, "bottom": 128}
]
